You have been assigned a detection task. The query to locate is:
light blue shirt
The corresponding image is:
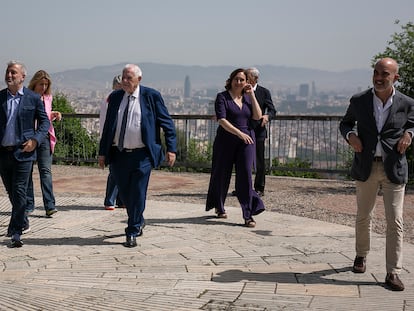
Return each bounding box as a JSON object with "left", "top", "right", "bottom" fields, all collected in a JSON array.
[{"left": 1, "top": 88, "right": 24, "bottom": 147}]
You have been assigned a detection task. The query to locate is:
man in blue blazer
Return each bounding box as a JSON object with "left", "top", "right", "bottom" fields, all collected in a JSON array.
[
  {"left": 340, "top": 57, "right": 414, "bottom": 291},
  {"left": 98, "top": 64, "right": 177, "bottom": 248},
  {"left": 0, "top": 61, "right": 50, "bottom": 247}
]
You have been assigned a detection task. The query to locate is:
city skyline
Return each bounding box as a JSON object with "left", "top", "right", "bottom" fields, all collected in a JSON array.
[{"left": 1, "top": 0, "right": 413, "bottom": 75}]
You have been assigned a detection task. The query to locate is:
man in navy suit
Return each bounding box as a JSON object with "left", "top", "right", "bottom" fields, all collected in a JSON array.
[
  {"left": 0, "top": 61, "right": 50, "bottom": 247},
  {"left": 340, "top": 57, "right": 414, "bottom": 291},
  {"left": 98, "top": 64, "right": 177, "bottom": 248},
  {"left": 246, "top": 68, "right": 276, "bottom": 196}
]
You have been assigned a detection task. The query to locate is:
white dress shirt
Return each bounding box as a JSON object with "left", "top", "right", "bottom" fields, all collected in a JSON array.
[
  {"left": 114, "top": 86, "right": 145, "bottom": 149},
  {"left": 372, "top": 88, "right": 395, "bottom": 157}
]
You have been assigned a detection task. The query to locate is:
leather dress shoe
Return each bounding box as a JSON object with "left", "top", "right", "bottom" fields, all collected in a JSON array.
[
  {"left": 10, "top": 234, "right": 23, "bottom": 248},
  {"left": 385, "top": 273, "right": 405, "bottom": 291},
  {"left": 123, "top": 235, "right": 137, "bottom": 248},
  {"left": 352, "top": 256, "right": 366, "bottom": 273}
]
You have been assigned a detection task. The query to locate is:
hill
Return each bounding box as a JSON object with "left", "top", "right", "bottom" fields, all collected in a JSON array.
[{"left": 48, "top": 62, "right": 372, "bottom": 95}]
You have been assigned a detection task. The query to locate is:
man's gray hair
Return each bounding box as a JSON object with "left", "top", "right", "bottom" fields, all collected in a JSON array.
[
  {"left": 7, "top": 60, "right": 27, "bottom": 76},
  {"left": 247, "top": 67, "right": 260, "bottom": 79},
  {"left": 124, "top": 64, "right": 143, "bottom": 78}
]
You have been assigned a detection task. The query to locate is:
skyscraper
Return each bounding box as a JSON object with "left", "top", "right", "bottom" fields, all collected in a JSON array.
[
  {"left": 299, "top": 83, "right": 309, "bottom": 98},
  {"left": 184, "top": 75, "right": 191, "bottom": 98}
]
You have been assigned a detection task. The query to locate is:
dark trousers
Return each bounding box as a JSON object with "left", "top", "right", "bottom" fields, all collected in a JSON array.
[
  {"left": 110, "top": 148, "right": 152, "bottom": 237},
  {"left": 206, "top": 133, "right": 265, "bottom": 220},
  {"left": 254, "top": 139, "right": 266, "bottom": 192},
  {"left": 0, "top": 149, "right": 32, "bottom": 235}
]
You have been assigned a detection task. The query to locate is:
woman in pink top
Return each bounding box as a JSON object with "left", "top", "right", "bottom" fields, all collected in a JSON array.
[{"left": 26, "top": 70, "right": 61, "bottom": 219}]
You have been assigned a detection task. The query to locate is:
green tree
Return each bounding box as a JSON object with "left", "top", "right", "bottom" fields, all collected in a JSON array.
[
  {"left": 373, "top": 20, "right": 414, "bottom": 97},
  {"left": 373, "top": 20, "right": 414, "bottom": 183},
  {"left": 52, "top": 93, "right": 98, "bottom": 164}
]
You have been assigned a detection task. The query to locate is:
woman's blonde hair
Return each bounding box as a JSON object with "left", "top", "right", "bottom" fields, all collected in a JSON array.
[{"left": 28, "top": 70, "right": 52, "bottom": 95}]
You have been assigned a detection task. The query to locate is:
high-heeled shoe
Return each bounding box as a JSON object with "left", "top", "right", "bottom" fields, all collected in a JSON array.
[
  {"left": 244, "top": 218, "right": 256, "bottom": 228},
  {"left": 215, "top": 208, "right": 228, "bottom": 218}
]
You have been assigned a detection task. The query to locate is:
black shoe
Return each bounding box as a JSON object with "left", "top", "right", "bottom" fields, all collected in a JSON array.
[
  {"left": 139, "top": 223, "right": 146, "bottom": 236},
  {"left": 385, "top": 273, "right": 405, "bottom": 291},
  {"left": 10, "top": 234, "right": 23, "bottom": 248},
  {"left": 352, "top": 256, "right": 366, "bottom": 273},
  {"left": 123, "top": 235, "right": 137, "bottom": 248}
]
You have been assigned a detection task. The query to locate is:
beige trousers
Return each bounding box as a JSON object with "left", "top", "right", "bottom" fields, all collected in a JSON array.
[{"left": 355, "top": 162, "right": 405, "bottom": 274}]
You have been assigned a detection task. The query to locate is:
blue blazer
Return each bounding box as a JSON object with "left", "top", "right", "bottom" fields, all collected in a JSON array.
[
  {"left": 340, "top": 88, "right": 414, "bottom": 184},
  {"left": 0, "top": 87, "right": 50, "bottom": 161},
  {"left": 99, "top": 86, "right": 177, "bottom": 168}
]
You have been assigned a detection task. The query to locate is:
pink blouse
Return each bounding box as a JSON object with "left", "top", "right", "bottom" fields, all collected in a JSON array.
[{"left": 43, "top": 94, "right": 57, "bottom": 153}]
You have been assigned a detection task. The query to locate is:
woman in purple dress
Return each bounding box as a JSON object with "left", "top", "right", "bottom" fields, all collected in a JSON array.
[{"left": 206, "top": 68, "right": 265, "bottom": 227}]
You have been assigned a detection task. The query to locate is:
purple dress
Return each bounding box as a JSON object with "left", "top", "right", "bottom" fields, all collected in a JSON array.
[{"left": 206, "top": 91, "right": 265, "bottom": 220}]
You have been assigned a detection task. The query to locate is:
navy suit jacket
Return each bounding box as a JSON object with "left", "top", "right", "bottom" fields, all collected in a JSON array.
[
  {"left": 250, "top": 85, "right": 276, "bottom": 140},
  {"left": 340, "top": 88, "right": 414, "bottom": 184},
  {"left": 99, "top": 86, "right": 177, "bottom": 168},
  {"left": 0, "top": 87, "right": 50, "bottom": 161}
]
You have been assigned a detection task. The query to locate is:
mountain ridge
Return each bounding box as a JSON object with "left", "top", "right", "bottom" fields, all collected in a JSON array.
[{"left": 48, "top": 62, "right": 371, "bottom": 94}]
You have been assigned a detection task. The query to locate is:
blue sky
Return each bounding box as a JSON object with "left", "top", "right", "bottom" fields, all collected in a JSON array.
[{"left": 1, "top": 0, "right": 413, "bottom": 74}]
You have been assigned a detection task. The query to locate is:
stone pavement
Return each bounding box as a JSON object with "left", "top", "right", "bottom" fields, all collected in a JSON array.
[{"left": 0, "top": 173, "right": 414, "bottom": 310}]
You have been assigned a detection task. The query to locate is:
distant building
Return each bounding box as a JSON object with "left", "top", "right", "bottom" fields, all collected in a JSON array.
[
  {"left": 299, "top": 83, "right": 309, "bottom": 98},
  {"left": 206, "top": 88, "right": 219, "bottom": 99},
  {"left": 311, "top": 81, "right": 316, "bottom": 97},
  {"left": 184, "top": 75, "right": 191, "bottom": 98}
]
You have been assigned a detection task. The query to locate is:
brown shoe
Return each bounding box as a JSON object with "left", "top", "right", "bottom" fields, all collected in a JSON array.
[
  {"left": 385, "top": 273, "right": 404, "bottom": 291},
  {"left": 352, "top": 256, "right": 366, "bottom": 273}
]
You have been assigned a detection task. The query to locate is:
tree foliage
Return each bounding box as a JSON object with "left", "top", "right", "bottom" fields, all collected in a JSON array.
[
  {"left": 373, "top": 20, "right": 414, "bottom": 182},
  {"left": 52, "top": 93, "right": 98, "bottom": 164},
  {"left": 373, "top": 20, "right": 414, "bottom": 98}
]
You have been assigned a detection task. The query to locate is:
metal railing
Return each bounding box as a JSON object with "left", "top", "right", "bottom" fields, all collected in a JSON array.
[{"left": 53, "top": 113, "right": 352, "bottom": 177}]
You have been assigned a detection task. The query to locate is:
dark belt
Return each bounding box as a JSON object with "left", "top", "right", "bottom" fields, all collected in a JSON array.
[
  {"left": 123, "top": 148, "right": 145, "bottom": 153},
  {"left": 0, "top": 146, "right": 15, "bottom": 152},
  {"left": 373, "top": 156, "right": 383, "bottom": 162},
  {"left": 113, "top": 146, "right": 145, "bottom": 153}
]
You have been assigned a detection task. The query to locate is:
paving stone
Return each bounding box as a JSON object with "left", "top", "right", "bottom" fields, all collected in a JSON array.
[{"left": 0, "top": 190, "right": 413, "bottom": 310}]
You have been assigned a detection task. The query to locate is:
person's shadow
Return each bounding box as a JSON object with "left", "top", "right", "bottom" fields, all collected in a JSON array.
[{"left": 213, "top": 267, "right": 380, "bottom": 287}]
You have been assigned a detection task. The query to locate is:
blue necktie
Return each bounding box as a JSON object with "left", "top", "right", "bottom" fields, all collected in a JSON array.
[{"left": 117, "top": 95, "right": 131, "bottom": 151}]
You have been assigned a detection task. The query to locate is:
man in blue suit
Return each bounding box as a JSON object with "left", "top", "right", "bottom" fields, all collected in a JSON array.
[
  {"left": 340, "top": 57, "right": 414, "bottom": 291},
  {"left": 98, "top": 64, "right": 177, "bottom": 248},
  {"left": 0, "top": 61, "right": 50, "bottom": 247}
]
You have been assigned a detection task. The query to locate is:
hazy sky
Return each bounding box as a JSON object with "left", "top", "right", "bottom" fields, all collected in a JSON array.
[{"left": 1, "top": 0, "right": 413, "bottom": 75}]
